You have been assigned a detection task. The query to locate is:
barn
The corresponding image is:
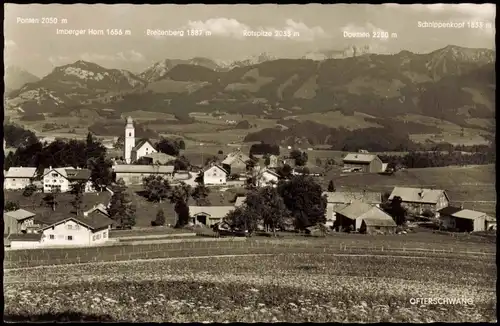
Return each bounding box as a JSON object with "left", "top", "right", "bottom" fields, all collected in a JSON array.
[{"left": 342, "top": 153, "right": 384, "bottom": 173}]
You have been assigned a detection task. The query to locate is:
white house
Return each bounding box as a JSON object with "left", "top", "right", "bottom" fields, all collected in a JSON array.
[
  {"left": 4, "top": 167, "right": 37, "bottom": 190},
  {"left": 8, "top": 233, "right": 43, "bottom": 250},
  {"left": 123, "top": 116, "right": 157, "bottom": 164},
  {"left": 38, "top": 215, "right": 114, "bottom": 248},
  {"left": 42, "top": 167, "right": 95, "bottom": 193},
  {"left": 253, "top": 167, "right": 279, "bottom": 187},
  {"left": 203, "top": 165, "right": 228, "bottom": 185}
]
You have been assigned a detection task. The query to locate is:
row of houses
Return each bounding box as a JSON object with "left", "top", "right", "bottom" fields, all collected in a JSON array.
[
  {"left": 4, "top": 204, "right": 114, "bottom": 249},
  {"left": 184, "top": 187, "right": 496, "bottom": 234},
  {"left": 4, "top": 166, "right": 95, "bottom": 192}
]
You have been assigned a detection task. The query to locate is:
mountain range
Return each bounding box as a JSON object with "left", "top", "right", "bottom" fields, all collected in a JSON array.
[
  {"left": 5, "top": 45, "right": 495, "bottom": 141},
  {"left": 4, "top": 66, "right": 41, "bottom": 94}
]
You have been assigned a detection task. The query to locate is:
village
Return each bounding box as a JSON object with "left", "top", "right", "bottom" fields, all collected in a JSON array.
[{"left": 3, "top": 116, "right": 497, "bottom": 250}]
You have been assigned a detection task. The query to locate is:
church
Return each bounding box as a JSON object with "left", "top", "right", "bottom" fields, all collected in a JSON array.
[{"left": 124, "top": 116, "right": 157, "bottom": 164}]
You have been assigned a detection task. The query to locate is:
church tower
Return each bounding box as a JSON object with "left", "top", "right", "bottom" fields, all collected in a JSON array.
[{"left": 124, "top": 116, "right": 135, "bottom": 164}]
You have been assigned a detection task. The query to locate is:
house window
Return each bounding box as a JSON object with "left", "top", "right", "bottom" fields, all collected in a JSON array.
[
  {"left": 60, "top": 180, "right": 64, "bottom": 183},
  {"left": 67, "top": 235, "right": 73, "bottom": 241},
  {"left": 129, "top": 132, "right": 131, "bottom": 137},
  {"left": 67, "top": 225, "right": 73, "bottom": 230},
  {"left": 103, "top": 231, "right": 107, "bottom": 238},
  {"left": 96, "top": 234, "right": 101, "bottom": 240},
  {"left": 49, "top": 234, "right": 55, "bottom": 239},
  {"left": 92, "top": 235, "right": 96, "bottom": 241},
  {"left": 12, "top": 178, "right": 16, "bottom": 181},
  {"left": 74, "top": 224, "right": 80, "bottom": 230},
  {"left": 52, "top": 173, "right": 58, "bottom": 177}
]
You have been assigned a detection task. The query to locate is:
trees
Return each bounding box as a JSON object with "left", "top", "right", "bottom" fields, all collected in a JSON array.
[
  {"left": 383, "top": 196, "right": 407, "bottom": 226},
  {"left": 191, "top": 184, "right": 211, "bottom": 206},
  {"left": 70, "top": 181, "right": 86, "bottom": 216},
  {"left": 4, "top": 123, "right": 39, "bottom": 148},
  {"left": 88, "top": 155, "right": 113, "bottom": 192},
  {"left": 327, "top": 180, "right": 336, "bottom": 192},
  {"left": 276, "top": 164, "right": 293, "bottom": 180},
  {"left": 23, "top": 184, "right": 38, "bottom": 209},
  {"left": 249, "top": 142, "right": 280, "bottom": 156},
  {"left": 156, "top": 138, "right": 180, "bottom": 157},
  {"left": 142, "top": 175, "right": 171, "bottom": 203},
  {"left": 278, "top": 175, "right": 327, "bottom": 230},
  {"left": 173, "top": 156, "right": 190, "bottom": 171},
  {"left": 224, "top": 207, "right": 260, "bottom": 233},
  {"left": 290, "top": 149, "right": 308, "bottom": 166},
  {"left": 194, "top": 172, "right": 204, "bottom": 184},
  {"left": 42, "top": 187, "right": 61, "bottom": 211},
  {"left": 108, "top": 179, "right": 136, "bottom": 228},
  {"left": 248, "top": 187, "right": 289, "bottom": 236},
  {"left": 152, "top": 209, "right": 166, "bottom": 226},
  {"left": 5, "top": 201, "right": 20, "bottom": 212},
  {"left": 169, "top": 183, "right": 192, "bottom": 228}
]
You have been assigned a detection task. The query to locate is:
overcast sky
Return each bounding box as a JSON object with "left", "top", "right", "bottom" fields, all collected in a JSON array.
[{"left": 4, "top": 3, "right": 496, "bottom": 77}]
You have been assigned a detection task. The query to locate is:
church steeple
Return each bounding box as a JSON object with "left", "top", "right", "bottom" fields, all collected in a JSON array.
[{"left": 124, "top": 116, "right": 135, "bottom": 164}]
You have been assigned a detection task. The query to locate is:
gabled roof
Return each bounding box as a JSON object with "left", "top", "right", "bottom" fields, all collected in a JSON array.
[
  {"left": 40, "top": 215, "right": 114, "bottom": 232},
  {"left": 438, "top": 206, "right": 462, "bottom": 216},
  {"left": 84, "top": 203, "right": 109, "bottom": 217},
  {"left": 389, "top": 187, "right": 448, "bottom": 204},
  {"left": 4, "top": 209, "right": 36, "bottom": 221},
  {"left": 322, "top": 191, "right": 382, "bottom": 204},
  {"left": 222, "top": 151, "right": 250, "bottom": 165},
  {"left": 132, "top": 139, "right": 156, "bottom": 152},
  {"left": 189, "top": 206, "right": 234, "bottom": 218},
  {"left": 234, "top": 196, "right": 247, "bottom": 207},
  {"left": 5, "top": 167, "right": 37, "bottom": 178},
  {"left": 8, "top": 233, "right": 43, "bottom": 242},
  {"left": 65, "top": 169, "right": 91, "bottom": 181},
  {"left": 42, "top": 167, "right": 68, "bottom": 179},
  {"left": 452, "top": 209, "right": 493, "bottom": 221},
  {"left": 203, "top": 165, "right": 228, "bottom": 174},
  {"left": 343, "top": 153, "right": 379, "bottom": 163},
  {"left": 113, "top": 164, "right": 175, "bottom": 174},
  {"left": 338, "top": 201, "right": 374, "bottom": 220}
]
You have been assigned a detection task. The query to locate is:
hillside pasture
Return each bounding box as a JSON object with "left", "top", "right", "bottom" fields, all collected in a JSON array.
[{"left": 286, "top": 111, "right": 383, "bottom": 130}]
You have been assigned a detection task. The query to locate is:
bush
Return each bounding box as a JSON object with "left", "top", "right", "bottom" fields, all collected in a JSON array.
[{"left": 422, "top": 210, "right": 435, "bottom": 218}]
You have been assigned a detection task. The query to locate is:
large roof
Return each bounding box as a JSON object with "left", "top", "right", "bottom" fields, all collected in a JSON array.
[
  {"left": 438, "top": 206, "right": 462, "bottom": 216},
  {"left": 189, "top": 206, "right": 235, "bottom": 218},
  {"left": 222, "top": 151, "right": 250, "bottom": 165},
  {"left": 84, "top": 203, "right": 109, "bottom": 217},
  {"left": 343, "top": 153, "right": 379, "bottom": 163},
  {"left": 389, "top": 187, "right": 447, "bottom": 204},
  {"left": 113, "top": 164, "right": 175, "bottom": 174},
  {"left": 323, "top": 191, "right": 382, "bottom": 204},
  {"left": 203, "top": 165, "right": 228, "bottom": 174},
  {"left": 65, "top": 169, "right": 91, "bottom": 181},
  {"left": 4, "top": 209, "right": 36, "bottom": 221},
  {"left": 338, "top": 201, "right": 374, "bottom": 220},
  {"left": 452, "top": 209, "right": 494, "bottom": 221},
  {"left": 42, "top": 167, "right": 68, "bottom": 179},
  {"left": 5, "top": 167, "right": 37, "bottom": 178},
  {"left": 41, "top": 214, "right": 114, "bottom": 232}
]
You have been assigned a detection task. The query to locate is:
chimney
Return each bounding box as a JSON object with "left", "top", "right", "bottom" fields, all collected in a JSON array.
[{"left": 49, "top": 166, "right": 52, "bottom": 170}]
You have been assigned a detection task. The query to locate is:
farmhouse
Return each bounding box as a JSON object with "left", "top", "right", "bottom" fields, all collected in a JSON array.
[
  {"left": 440, "top": 208, "right": 496, "bottom": 232},
  {"left": 342, "top": 153, "right": 384, "bottom": 173},
  {"left": 389, "top": 187, "right": 449, "bottom": 216},
  {"left": 253, "top": 167, "right": 279, "bottom": 187},
  {"left": 221, "top": 150, "right": 250, "bottom": 175},
  {"left": 323, "top": 191, "right": 382, "bottom": 226},
  {"left": 335, "top": 201, "right": 396, "bottom": 234},
  {"left": 39, "top": 214, "right": 114, "bottom": 248},
  {"left": 4, "top": 209, "right": 36, "bottom": 235},
  {"left": 188, "top": 206, "right": 235, "bottom": 227},
  {"left": 113, "top": 164, "right": 175, "bottom": 185},
  {"left": 141, "top": 152, "right": 176, "bottom": 165},
  {"left": 42, "top": 167, "right": 95, "bottom": 193},
  {"left": 203, "top": 165, "right": 228, "bottom": 185},
  {"left": 4, "top": 167, "right": 37, "bottom": 190}
]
